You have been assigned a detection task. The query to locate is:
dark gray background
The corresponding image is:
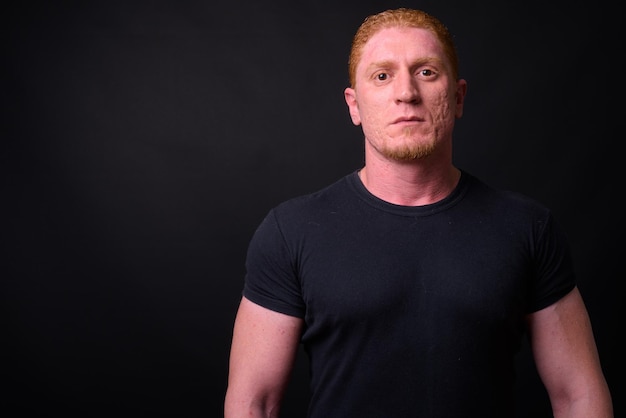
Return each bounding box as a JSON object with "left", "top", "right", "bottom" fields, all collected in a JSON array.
[{"left": 4, "top": 1, "right": 621, "bottom": 416}]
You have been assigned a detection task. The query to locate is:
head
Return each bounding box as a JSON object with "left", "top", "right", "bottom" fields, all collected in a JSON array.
[
  {"left": 348, "top": 8, "right": 459, "bottom": 88},
  {"left": 344, "top": 8, "right": 466, "bottom": 162}
]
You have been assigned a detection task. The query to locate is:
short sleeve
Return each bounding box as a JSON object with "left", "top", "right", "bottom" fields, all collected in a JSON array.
[
  {"left": 242, "top": 209, "right": 306, "bottom": 317},
  {"left": 527, "top": 212, "right": 577, "bottom": 312}
]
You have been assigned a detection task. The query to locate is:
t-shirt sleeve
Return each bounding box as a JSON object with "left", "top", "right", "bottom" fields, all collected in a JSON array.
[
  {"left": 527, "top": 211, "right": 577, "bottom": 312},
  {"left": 242, "top": 209, "right": 306, "bottom": 318}
]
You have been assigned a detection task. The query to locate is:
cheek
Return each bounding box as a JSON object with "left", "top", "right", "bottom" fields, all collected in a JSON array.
[
  {"left": 430, "top": 91, "right": 453, "bottom": 123},
  {"left": 358, "top": 100, "right": 383, "bottom": 124},
  {"left": 361, "top": 107, "right": 388, "bottom": 138}
]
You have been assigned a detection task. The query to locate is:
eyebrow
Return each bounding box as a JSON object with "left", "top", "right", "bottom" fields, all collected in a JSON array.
[{"left": 365, "top": 56, "right": 445, "bottom": 74}]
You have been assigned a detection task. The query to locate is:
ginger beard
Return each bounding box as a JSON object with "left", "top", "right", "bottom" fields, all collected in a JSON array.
[{"left": 375, "top": 124, "right": 437, "bottom": 161}]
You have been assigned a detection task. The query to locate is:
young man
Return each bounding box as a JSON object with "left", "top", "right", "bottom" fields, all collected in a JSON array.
[{"left": 224, "top": 8, "right": 613, "bottom": 417}]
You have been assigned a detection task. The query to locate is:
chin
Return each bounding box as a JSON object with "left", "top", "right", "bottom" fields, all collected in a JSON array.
[{"left": 383, "top": 139, "right": 436, "bottom": 161}]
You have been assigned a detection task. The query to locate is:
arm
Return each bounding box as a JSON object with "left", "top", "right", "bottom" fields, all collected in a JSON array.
[
  {"left": 527, "top": 286, "right": 613, "bottom": 418},
  {"left": 224, "top": 296, "right": 304, "bottom": 418}
]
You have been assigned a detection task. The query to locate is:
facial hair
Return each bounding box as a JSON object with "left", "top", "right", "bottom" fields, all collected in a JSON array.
[
  {"left": 382, "top": 140, "right": 436, "bottom": 161},
  {"left": 376, "top": 126, "right": 438, "bottom": 161}
]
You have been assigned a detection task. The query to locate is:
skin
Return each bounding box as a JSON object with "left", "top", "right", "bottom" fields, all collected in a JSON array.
[
  {"left": 224, "top": 297, "right": 303, "bottom": 418},
  {"left": 224, "top": 25, "right": 613, "bottom": 418},
  {"left": 529, "top": 287, "right": 613, "bottom": 417}
]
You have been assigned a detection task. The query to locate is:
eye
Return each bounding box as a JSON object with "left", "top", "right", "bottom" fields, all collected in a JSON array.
[
  {"left": 418, "top": 69, "right": 436, "bottom": 78},
  {"left": 376, "top": 72, "right": 389, "bottom": 81}
]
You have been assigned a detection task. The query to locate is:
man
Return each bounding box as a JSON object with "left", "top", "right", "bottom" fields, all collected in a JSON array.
[{"left": 224, "top": 8, "right": 613, "bottom": 417}]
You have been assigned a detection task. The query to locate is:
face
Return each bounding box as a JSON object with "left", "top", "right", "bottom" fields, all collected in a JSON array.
[{"left": 344, "top": 27, "right": 467, "bottom": 161}]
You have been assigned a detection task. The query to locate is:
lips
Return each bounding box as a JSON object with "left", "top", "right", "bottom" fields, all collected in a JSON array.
[{"left": 392, "top": 116, "right": 423, "bottom": 124}]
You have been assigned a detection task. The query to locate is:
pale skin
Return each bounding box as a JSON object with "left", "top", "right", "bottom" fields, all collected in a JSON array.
[{"left": 224, "top": 26, "right": 613, "bottom": 417}]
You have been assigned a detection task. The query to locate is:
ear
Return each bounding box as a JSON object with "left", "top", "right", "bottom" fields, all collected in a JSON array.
[
  {"left": 454, "top": 79, "right": 468, "bottom": 118},
  {"left": 344, "top": 87, "right": 361, "bottom": 126}
]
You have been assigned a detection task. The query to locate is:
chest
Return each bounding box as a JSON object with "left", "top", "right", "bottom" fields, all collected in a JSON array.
[{"left": 296, "top": 214, "right": 531, "bottom": 328}]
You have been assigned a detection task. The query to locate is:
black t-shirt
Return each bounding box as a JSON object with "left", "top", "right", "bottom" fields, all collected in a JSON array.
[{"left": 243, "top": 170, "right": 576, "bottom": 417}]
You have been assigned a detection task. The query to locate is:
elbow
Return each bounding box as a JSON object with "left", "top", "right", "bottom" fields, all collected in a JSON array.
[{"left": 224, "top": 389, "right": 283, "bottom": 418}]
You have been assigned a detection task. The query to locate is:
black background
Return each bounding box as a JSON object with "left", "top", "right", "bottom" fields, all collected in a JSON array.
[{"left": 4, "top": 1, "right": 621, "bottom": 416}]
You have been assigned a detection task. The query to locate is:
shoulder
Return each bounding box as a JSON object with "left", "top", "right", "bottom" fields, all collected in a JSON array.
[
  {"left": 271, "top": 172, "right": 358, "bottom": 220},
  {"left": 463, "top": 172, "right": 551, "bottom": 217}
]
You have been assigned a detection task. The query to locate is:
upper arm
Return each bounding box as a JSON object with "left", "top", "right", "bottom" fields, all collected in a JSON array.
[
  {"left": 224, "top": 296, "right": 304, "bottom": 418},
  {"left": 527, "top": 286, "right": 613, "bottom": 417}
]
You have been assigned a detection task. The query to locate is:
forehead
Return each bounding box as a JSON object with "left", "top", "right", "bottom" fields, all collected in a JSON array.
[{"left": 359, "top": 26, "right": 444, "bottom": 68}]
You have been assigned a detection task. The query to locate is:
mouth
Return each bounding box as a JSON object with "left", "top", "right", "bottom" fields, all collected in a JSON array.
[{"left": 392, "top": 116, "right": 423, "bottom": 125}]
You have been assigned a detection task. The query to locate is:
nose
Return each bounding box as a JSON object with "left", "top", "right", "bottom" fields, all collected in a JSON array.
[{"left": 395, "top": 71, "right": 419, "bottom": 103}]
